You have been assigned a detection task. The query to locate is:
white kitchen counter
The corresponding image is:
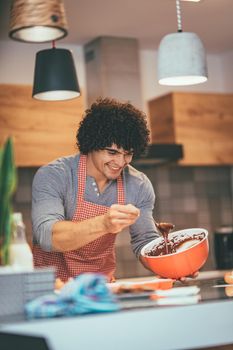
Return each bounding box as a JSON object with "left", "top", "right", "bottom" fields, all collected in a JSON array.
[{"left": 1, "top": 299, "right": 233, "bottom": 350}]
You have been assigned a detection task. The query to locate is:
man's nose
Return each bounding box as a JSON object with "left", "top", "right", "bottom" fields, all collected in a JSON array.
[{"left": 116, "top": 154, "right": 127, "bottom": 166}]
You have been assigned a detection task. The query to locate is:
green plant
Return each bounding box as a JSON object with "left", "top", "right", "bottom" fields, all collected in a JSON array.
[{"left": 0, "top": 138, "right": 17, "bottom": 265}]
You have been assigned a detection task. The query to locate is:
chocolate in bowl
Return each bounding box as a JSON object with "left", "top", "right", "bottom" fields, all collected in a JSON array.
[
  {"left": 141, "top": 228, "right": 209, "bottom": 279},
  {"left": 145, "top": 230, "right": 206, "bottom": 257}
]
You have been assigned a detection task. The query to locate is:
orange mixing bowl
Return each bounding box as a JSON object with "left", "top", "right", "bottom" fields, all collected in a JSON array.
[{"left": 141, "top": 228, "right": 209, "bottom": 279}]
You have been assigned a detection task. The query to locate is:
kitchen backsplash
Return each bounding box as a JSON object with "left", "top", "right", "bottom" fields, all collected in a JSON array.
[
  {"left": 13, "top": 165, "right": 233, "bottom": 279},
  {"left": 116, "top": 165, "right": 233, "bottom": 278}
]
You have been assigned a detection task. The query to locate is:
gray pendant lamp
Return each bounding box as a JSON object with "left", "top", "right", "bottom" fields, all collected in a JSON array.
[
  {"left": 9, "top": 0, "right": 68, "bottom": 43},
  {"left": 158, "top": 0, "right": 208, "bottom": 86},
  {"left": 32, "top": 44, "right": 80, "bottom": 101}
]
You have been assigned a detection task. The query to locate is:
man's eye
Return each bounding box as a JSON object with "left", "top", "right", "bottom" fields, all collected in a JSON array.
[{"left": 107, "top": 150, "right": 117, "bottom": 155}]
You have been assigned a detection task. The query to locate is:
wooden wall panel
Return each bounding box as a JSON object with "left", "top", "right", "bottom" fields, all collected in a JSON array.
[
  {"left": 148, "top": 92, "right": 233, "bottom": 165},
  {"left": 0, "top": 84, "right": 85, "bottom": 166}
]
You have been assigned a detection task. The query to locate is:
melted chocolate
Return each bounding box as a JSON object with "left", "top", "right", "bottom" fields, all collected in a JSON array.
[
  {"left": 146, "top": 231, "right": 205, "bottom": 256},
  {"left": 155, "top": 222, "right": 175, "bottom": 254}
]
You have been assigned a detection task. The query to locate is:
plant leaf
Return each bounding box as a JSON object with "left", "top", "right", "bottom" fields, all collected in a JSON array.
[{"left": 0, "top": 137, "right": 17, "bottom": 265}]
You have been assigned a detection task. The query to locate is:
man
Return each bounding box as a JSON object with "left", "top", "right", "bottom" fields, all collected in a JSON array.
[{"left": 32, "top": 98, "right": 159, "bottom": 282}]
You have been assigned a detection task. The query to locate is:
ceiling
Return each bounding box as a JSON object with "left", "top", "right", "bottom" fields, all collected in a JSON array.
[{"left": 0, "top": 0, "right": 233, "bottom": 54}]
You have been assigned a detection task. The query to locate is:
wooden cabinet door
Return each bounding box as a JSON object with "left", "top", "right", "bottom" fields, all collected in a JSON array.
[{"left": 0, "top": 84, "right": 85, "bottom": 166}]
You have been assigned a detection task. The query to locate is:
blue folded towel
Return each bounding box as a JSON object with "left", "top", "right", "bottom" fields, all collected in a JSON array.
[{"left": 25, "top": 273, "right": 120, "bottom": 319}]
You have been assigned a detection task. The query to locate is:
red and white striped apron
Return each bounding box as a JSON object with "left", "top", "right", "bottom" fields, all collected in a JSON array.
[{"left": 33, "top": 154, "right": 125, "bottom": 282}]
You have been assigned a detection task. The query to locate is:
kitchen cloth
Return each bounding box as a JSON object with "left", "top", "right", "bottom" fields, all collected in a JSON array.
[{"left": 25, "top": 273, "right": 120, "bottom": 319}]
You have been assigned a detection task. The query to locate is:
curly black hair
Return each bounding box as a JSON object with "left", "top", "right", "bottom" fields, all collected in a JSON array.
[{"left": 76, "top": 98, "right": 150, "bottom": 157}]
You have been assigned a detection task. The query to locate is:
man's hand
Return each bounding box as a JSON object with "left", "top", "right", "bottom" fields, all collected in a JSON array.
[
  {"left": 103, "top": 204, "right": 140, "bottom": 234},
  {"left": 179, "top": 271, "right": 199, "bottom": 283}
]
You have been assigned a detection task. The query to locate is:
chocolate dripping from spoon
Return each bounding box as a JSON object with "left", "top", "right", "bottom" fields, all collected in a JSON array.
[{"left": 154, "top": 221, "right": 175, "bottom": 254}]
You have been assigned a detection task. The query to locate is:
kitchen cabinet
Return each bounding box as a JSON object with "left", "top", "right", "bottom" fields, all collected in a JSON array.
[
  {"left": 0, "top": 84, "right": 85, "bottom": 166},
  {"left": 148, "top": 92, "right": 233, "bottom": 165}
]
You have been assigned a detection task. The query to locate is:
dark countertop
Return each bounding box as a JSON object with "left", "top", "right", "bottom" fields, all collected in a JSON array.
[
  {"left": 112, "top": 270, "right": 233, "bottom": 310},
  {"left": 0, "top": 270, "right": 233, "bottom": 350}
]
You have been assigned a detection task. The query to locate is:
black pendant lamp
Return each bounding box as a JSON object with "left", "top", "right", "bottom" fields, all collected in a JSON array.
[{"left": 32, "top": 44, "right": 80, "bottom": 101}]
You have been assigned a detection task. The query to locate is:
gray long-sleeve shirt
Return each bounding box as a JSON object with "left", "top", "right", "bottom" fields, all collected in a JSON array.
[{"left": 32, "top": 154, "right": 159, "bottom": 258}]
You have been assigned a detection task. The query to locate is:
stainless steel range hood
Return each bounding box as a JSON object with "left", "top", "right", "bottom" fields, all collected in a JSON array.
[{"left": 133, "top": 143, "right": 183, "bottom": 166}]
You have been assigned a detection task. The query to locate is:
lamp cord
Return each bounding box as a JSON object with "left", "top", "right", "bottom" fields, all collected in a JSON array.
[{"left": 176, "top": 0, "right": 183, "bottom": 32}]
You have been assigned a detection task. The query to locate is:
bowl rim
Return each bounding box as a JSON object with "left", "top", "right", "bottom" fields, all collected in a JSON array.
[{"left": 141, "top": 228, "right": 208, "bottom": 259}]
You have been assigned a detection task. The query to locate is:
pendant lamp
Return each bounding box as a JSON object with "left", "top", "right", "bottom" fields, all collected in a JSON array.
[
  {"left": 157, "top": 0, "right": 207, "bottom": 86},
  {"left": 32, "top": 45, "right": 80, "bottom": 101},
  {"left": 9, "top": 0, "right": 68, "bottom": 43}
]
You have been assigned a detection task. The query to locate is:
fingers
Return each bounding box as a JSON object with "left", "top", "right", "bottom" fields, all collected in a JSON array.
[
  {"left": 109, "top": 204, "right": 140, "bottom": 222},
  {"left": 179, "top": 277, "right": 187, "bottom": 283},
  {"left": 179, "top": 271, "right": 199, "bottom": 283},
  {"left": 192, "top": 271, "right": 199, "bottom": 278},
  {"left": 111, "top": 204, "right": 140, "bottom": 217},
  {"left": 104, "top": 204, "right": 140, "bottom": 233}
]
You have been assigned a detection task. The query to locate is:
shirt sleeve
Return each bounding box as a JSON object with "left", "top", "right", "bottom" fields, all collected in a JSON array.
[
  {"left": 31, "top": 164, "right": 66, "bottom": 252},
  {"left": 129, "top": 175, "right": 159, "bottom": 258}
]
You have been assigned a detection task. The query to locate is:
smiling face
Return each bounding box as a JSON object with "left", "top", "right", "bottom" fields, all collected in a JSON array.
[{"left": 86, "top": 144, "right": 133, "bottom": 184}]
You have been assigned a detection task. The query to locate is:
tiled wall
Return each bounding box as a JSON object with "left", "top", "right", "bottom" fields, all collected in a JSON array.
[
  {"left": 115, "top": 165, "right": 233, "bottom": 278},
  {"left": 13, "top": 165, "right": 233, "bottom": 279}
]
